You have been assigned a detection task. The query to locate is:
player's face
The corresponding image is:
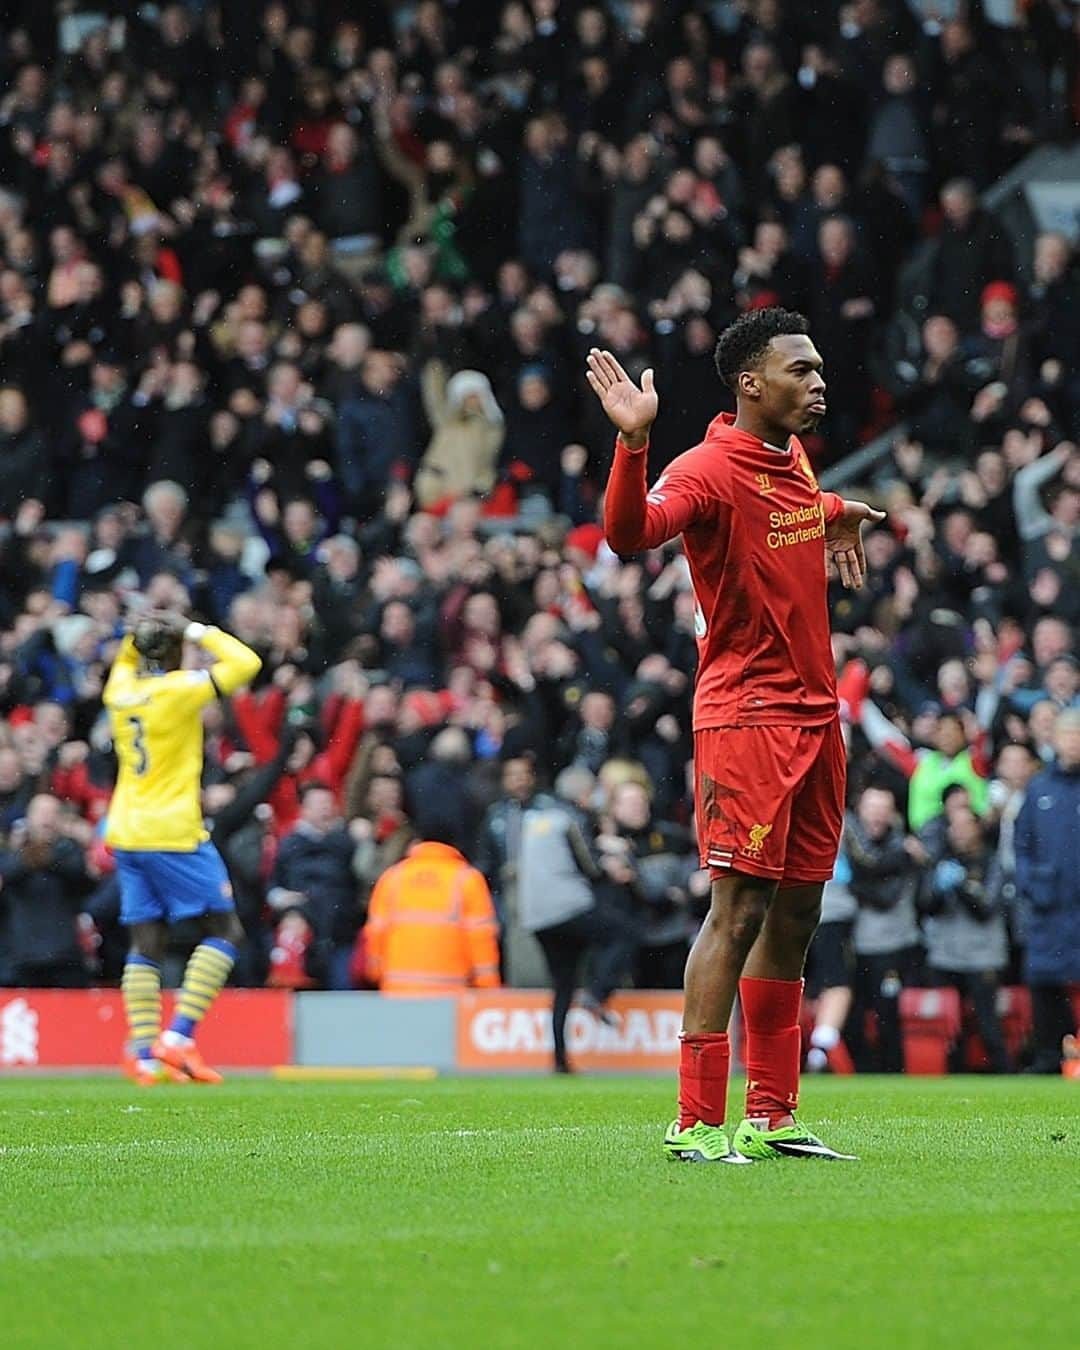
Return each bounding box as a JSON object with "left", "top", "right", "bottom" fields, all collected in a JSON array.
[{"left": 758, "top": 335, "right": 827, "bottom": 436}]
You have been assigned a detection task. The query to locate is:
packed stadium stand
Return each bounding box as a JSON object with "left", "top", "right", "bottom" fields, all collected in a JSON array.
[{"left": 1, "top": 1, "right": 1078, "bottom": 1072}]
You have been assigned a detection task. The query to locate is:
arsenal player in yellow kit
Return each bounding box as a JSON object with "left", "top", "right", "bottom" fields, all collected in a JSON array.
[
  {"left": 104, "top": 610, "right": 261, "bottom": 1084},
  {"left": 587, "top": 308, "right": 882, "bottom": 1161}
]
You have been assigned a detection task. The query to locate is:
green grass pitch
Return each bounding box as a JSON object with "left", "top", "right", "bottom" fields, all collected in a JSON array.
[{"left": 1, "top": 1075, "right": 1077, "bottom": 1350}]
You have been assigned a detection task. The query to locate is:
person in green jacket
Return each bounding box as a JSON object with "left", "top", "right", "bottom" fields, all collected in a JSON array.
[
  {"left": 907, "top": 713, "right": 990, "bottom": 832},
  {"left": 852, "top": 687, "right": 991, "bottom": 832}
]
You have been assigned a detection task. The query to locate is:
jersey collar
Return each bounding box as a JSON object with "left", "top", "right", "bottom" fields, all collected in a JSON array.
[{"left": 712, "top": 411, "right": 793, "bottom": 456}]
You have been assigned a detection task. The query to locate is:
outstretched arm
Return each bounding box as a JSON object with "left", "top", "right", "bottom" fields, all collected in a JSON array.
[
  {"left": 1013, "top": 445, "right": 1068, "bottom": 541},
  {"left": 858, "top": 698, "right": 921, "bottom": 778}
]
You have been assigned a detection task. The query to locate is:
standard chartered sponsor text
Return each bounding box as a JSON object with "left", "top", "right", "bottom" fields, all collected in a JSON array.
[{"left": 766, "top": 503, "right": 825, "bottom": 550}]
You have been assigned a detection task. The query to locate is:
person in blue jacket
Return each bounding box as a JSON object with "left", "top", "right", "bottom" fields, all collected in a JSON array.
[{"left": 1014, "top": 708, "right": 1080, "bottom": 1072}]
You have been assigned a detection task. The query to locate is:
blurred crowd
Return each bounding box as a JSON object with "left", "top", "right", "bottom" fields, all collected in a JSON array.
[{"left": 1, "top": 2, "right": 1079, "bottom": 1071}]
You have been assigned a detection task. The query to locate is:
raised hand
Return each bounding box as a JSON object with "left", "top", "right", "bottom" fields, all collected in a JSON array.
[
  {"left": 146, "top": 608, "right": 190, "bottom": 637},
  {"left": 825, "top": 500, "right": 887, "bottom": 589},
  {"left": 585, "top": 348, "right": 658, "bottom": 449}
]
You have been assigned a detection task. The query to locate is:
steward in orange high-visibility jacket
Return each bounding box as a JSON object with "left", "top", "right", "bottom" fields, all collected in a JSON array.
[{"left": 364, "top": 840, "right": 501, "bottom": 993}]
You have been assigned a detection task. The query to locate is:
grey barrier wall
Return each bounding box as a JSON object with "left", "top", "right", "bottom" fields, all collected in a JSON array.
[{"left": 294, "top": 992, "right": 457, "bottom": 1068}]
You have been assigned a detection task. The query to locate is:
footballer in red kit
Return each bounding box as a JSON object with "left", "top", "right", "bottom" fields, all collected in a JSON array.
[{"left": 587, "top": 307, "right": 882, "bottom": 1163}]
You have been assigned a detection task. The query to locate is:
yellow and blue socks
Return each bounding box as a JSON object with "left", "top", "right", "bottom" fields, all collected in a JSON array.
[
  {"left": 162, "top": 938, "right": 237, "bottom": 1045},
  {"left": 122, "top": 954, "right": 162, "bottom": 1062}
]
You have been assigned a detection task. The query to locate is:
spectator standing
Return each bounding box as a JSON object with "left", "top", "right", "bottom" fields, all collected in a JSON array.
[
  {"left": 598, "top": 779, "right": 703, "bottom": 990},
  {"left": 809, "top": 215, "right": 877, "bottom": 458},
  {"left": 924, "top": 179, "right": 1014, "bottom": 335},
  {"left": 887, "top": 313, "right": 985, "bottom": 458},
  {"left": 846, "top": 786, "right": 924, "bottom": 1073},
  {"left": 1012, "top": 442, "right": 1079, "bottom": 561},
  {"left": 0, "top": 749, "right": 33, "bottom": 833},
  {"left": 805, "top": 844, "right": 857, "bottom": 1074},
  {"left": 363, "top": 822, "right": 500, "bottom": 994},
  {"left": 864, "top": 53, "right": 929, "bottom": 221},
  {"left": 405, "top": 726, "right": 483, "bottom": 861},
  {"left": 988, "top": 740, "right": 1041, "bottom": 975},
  {"left": 203, "top": 732, "right": 294, "bottom": 987},
  {"left": 518, "top": 115, "right": 589, "bottom": 276},
  {"left": 268, "top": 783, "right": 361, "bottom": 989},
  {"left": 923, "top": 806, "right": 1010, "bottom": 1073},
  {"left": 0, "top": 387, "right": 51, "bottom": 519},
  {"left": 859, "top": 699, "right": 990, "bottom": 832},
  {"left": 232, "top": 665, "right": 366, "bottom": 831},
  {"left": 476, "top": 753, "right": 551, "bottom": 985},
  {"left": 413, "top": 362, "right": 504, "bottom": 510},
  {"left": 518, "top": 767, "right": 636, "bottom": 1073},
  {"left": 334, "top": 351, "right": 418, "bottom": 519},
  {"left": 57, "top": 351, "right": 154, "bottom": 520},
  {"left": 310, "top": 123, "right": 384, "bottom": 257},
  {"left": 0, "top": 794, "right": 90, "bottom": 986},
  {"left": 1013, "top": 708, "right": 1080, "bottom": 1071}
]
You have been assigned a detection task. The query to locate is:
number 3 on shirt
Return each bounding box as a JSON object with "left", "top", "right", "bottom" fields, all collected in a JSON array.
[{"left": 127, "top": 715, "right": 149, "bottom": 775}]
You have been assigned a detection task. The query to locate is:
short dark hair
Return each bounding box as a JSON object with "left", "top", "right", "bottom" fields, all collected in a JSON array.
[
  {"left": 997, "top": 740, "right": 1036, "bottom": 758},
  {"left": 713, "top": 307, "right": 810, "bottom": 391},
  {"left": 499, "top": 747, "right": 536, "bottom": 768}
]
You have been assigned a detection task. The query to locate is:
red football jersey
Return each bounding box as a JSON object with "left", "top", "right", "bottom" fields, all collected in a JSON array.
[{"left": 604, "top": 413, "right": 844, "bottom": 730}]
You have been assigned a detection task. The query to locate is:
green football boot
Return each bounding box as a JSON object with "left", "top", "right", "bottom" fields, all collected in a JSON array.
[
  {"left": 663, "top": 1119, "right": 752, "bottom": 1164},
  {"left": 732, "top": 1116, "right": 857, "bottom": 1161}
]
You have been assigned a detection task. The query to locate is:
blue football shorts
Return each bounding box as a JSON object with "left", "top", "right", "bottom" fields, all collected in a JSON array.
[{"left": 114, "top": 841, "right": 235, "bottom": 927}]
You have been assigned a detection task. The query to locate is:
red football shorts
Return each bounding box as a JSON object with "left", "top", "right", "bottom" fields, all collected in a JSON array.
[{"left": 694, "top": 717, "right": 846, "bottom": 885}]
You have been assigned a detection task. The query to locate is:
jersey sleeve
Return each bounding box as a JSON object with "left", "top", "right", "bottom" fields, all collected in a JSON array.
[
  {"left": 604, "top": 441, "right": 721, "bottom": 554},
  {"left": 102, "top": 636, "right": 140, "bottom": 707},
  {"left": 821, "top": 491, "right": 844, "bottom": 525},
  {"left": 199, "top": 627, "right": 263, "bottom": 697}
]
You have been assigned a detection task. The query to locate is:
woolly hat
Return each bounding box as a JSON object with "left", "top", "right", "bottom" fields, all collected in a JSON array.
[
  {"left": 565, "top": 523, "right": 605, "bottom": 561},
  {"left": 447, "top": 369, "right": 504, "bottom": 424},
  {"left": 53, "top": 614, "right": 97, "bottom": 658},
  {"left": 981, "top": 281, "right": 1018, "bottom": 309}
]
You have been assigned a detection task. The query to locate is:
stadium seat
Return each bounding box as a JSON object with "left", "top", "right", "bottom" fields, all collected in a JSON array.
[{"left": 899, "top": 987, "right": 962, "bottom": 1076}]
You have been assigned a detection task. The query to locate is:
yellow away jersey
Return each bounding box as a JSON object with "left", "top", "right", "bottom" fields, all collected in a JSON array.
[{"left": 103, "top": 629, "right": 261, "bottom": 851}]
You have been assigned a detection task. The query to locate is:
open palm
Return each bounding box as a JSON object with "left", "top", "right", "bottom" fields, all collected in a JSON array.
[
  {"left": 585, "top": 348, "right": 659, "bottom": 440},
  {"left": 825, "top": 501, "right": 887, "bottom": 589}
]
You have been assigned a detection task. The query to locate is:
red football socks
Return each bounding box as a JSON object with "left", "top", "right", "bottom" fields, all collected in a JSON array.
[
  {"left": 740, "top": 976, "right": 804, "bottom": 1127},
  {"left": 678, "top": 1032, "right": 730, "bottom": 1129}
]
